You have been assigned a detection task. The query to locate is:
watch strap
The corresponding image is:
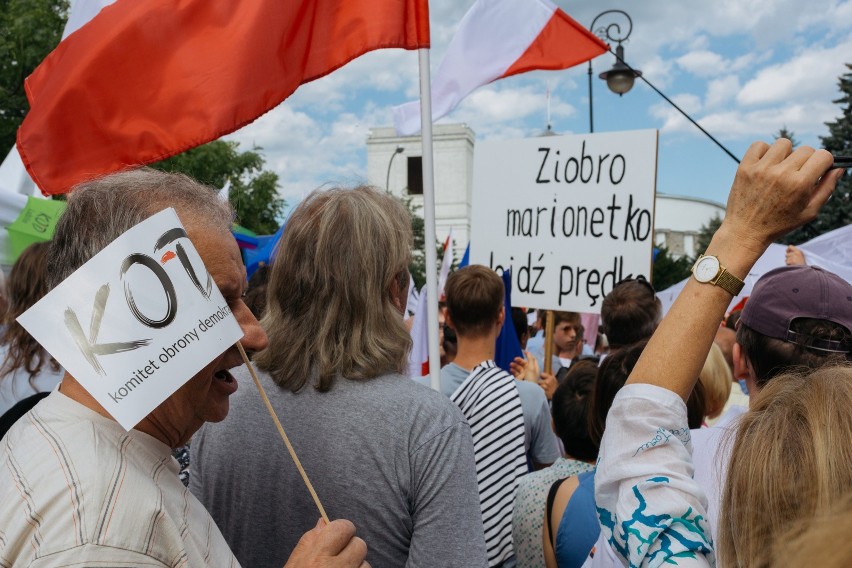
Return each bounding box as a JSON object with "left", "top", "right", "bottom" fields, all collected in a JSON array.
[{"left": 713, "top": 268, "right": 745, "bottom": 296}]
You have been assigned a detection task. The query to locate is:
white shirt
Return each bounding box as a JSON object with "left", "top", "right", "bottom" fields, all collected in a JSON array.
[
  {"left": 691, "top": 403, "right": 747, "bottom": 545},
  {"left": 0, "top": 390, "right": 239, "bottom": 567}
]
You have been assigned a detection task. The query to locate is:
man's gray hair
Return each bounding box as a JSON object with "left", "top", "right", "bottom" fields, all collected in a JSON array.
[{"left": 48, "top": 168, "right": 233, "bottom": 290}]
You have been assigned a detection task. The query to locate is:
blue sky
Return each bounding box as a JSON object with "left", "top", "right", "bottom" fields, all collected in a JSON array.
[{"left": 225, "top": 0, "right": 852, "bottom": 210}]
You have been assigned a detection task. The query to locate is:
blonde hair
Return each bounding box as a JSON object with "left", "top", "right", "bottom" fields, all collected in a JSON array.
[
  {"left": 698, "top": 342, "right": 732, "bottom": 420},
  {"left": 255, "top": 186, "right": 412, "bottom": 392},
  {"left": 718, "top": 366, "right": 852, "bottom": 567},
  {"left": 771, "top": 491, "right": 852, "bottom": 568}
]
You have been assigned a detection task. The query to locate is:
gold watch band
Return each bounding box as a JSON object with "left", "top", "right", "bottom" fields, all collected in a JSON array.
[{"left": 714, "top": 269, "right": 745, "bottom": 296}]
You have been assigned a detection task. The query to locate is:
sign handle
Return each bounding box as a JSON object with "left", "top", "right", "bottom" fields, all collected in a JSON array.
[
  {"left": 543, "top": 310, "right": 554, "bottom": 375},
  {"left": 236, "top": 342, "right": 329, "bottom": 523}
]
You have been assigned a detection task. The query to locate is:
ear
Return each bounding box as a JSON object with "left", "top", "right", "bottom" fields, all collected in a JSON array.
[
  {"left": 733, "top": 342, "right": 755, "bottom": 381},
  {"left": 496, "top": 305, "right": 505, "bottom": 328}
]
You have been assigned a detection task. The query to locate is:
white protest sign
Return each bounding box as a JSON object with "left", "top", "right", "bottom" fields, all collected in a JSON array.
[
  {"left": 470, "top": 130, "right": 657, "bottom": 313},
  {"left": 18, "top": 208, "right": 243, "bottom": 429}
]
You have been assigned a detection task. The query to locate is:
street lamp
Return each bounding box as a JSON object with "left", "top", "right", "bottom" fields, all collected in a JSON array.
[
  {"left": 385, "top": 146, "right": 404, "bottom": 192},
  {"left": 588, "top": 10, "right": 642, "bottom": 132}
]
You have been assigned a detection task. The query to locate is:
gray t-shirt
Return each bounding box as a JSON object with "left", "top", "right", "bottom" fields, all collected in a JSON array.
[
  {"left": 191, "top": 366, "right": 487, "bottom": 568},
  {"left": 440, "top": 363, "right": 560, "bottom": 466}
]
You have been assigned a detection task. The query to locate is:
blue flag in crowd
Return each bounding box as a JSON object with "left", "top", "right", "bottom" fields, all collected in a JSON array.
[
  {"left": 494, "top": 269, "right": 523, "bottom": 372},
  {"left": 458, "top": 242, "right": 470, "bottom": 268},
  {"left": 244, "top": 222, "right": 286, "bottom": 279}
]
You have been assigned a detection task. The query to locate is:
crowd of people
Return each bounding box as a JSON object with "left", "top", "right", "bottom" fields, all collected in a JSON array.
[{"left": 0, "top": 139, "right": 850, "bottom": 568}]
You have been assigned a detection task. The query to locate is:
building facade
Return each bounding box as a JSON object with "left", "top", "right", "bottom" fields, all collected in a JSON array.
[{"left": 366, "top": 124, "right": 724, "bottom": 260}]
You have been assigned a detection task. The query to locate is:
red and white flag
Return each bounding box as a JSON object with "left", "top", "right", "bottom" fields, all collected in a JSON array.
[
  {"left": 393, "top": 0, "right": 607, "bottom": 136},
  {"left": 18, "top": 0, "right": 430, "bottom": 195},
  {"left": 437, "top": 228, "right": 454, "bottom": 300},
  {"left": 408, "top": 285, "right": 430, "bottom": 378}
]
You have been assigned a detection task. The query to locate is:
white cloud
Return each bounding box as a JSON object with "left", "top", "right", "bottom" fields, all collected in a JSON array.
[
  {"left": 676, "top": 50, "right": 726, "bottom": 77},
  {"left": 705, "top": 75, "right": 740, "bottom": 108},
  {"left": 737, "top": 38, "right": 852, "bottom": 106}
]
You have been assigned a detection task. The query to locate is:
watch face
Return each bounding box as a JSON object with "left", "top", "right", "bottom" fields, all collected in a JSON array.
[{"left": 694, "top": 256, "right": 720, "bottom": 282}]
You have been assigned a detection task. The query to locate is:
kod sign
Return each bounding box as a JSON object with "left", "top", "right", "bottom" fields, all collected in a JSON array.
[{"left": 19, "top": 208, "right": 243, "bottom": 429}]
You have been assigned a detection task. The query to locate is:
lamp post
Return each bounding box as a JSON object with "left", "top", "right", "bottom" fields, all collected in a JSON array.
[
  {"left": 588, "top": 10, "right": 642, "bottom": 133},
  {"left": 385, "top": 146, "right": 404, "bottom": 191}
]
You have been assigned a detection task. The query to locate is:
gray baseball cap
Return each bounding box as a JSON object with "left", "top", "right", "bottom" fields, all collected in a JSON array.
[{"left": 740, "top": 265, "right": 852, "bottom": 353}]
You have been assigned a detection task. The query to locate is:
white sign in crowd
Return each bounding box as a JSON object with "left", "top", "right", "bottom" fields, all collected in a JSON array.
[
  {"left": 470, "top": 130, "right": 658, "bottom": 313},
  {"left": 18, "top": 208, "right": 243, "bottom": 429}
]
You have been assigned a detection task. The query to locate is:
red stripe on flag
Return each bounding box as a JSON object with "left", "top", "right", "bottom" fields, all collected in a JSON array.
[
  {"left": 502, "top": 9, "right": 607, "bottom": 79},
  {"left": 18, "top": 0, "right": 430, "bottom": 195},
  {"left": 421, "top": 360, "right": 430, "bottom": 377}
]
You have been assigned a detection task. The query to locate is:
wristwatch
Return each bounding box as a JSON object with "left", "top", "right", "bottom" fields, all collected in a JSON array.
[{"left": 691, "top": 254, "right": 745, "bottom": 296}]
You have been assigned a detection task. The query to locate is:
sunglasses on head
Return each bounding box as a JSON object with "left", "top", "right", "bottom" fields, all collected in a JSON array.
[{"left": 615, "top": 274, "right": 656, "bottom": 295}]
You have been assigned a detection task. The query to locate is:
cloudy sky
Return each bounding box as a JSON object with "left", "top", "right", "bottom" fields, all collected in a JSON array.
[{"left": 225, "top": 0, "right": 852, "bottom": 211}]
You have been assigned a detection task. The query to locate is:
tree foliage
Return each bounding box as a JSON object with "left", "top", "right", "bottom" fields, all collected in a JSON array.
[
  {"left": 695, "top": 213, "right": 723, "bottom": 255},
  {"left": 652, "top": 245, "right": 693, "bottom": 291},
  {"left": 152, "top": 140, "right": 285, "bottom": 234},
  {"left": 0, "top": 0, "right": 68, "bottom": 151},
  {"left": 398, "top": 194, "right": 446, "bottom": 290},
  {"left": 783, "top": 64, "right": 852, "bottom": 244},
  {"left": 774, "top": 126, "right": 800, "bottom": 148}
]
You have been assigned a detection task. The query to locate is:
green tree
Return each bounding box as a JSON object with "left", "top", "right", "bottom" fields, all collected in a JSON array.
[
  {"left": 652, "top": 245, "right": 693, "bottom": 291},
  {"left": 398, "top": 194, "right": 448, "bottom": 290},
  {"left": 152, "top": 140, "right": 285, "bottom": 234},
  {"left": 0, "top": 0, "right": 67, "bottom": 151},
  {"left": 774, "top": 126, "right": 800, "bottom": 148},
  {"left": 783, "top": 64, "right": 852, "bottom": 244},
  {"left": 695, "top": 213, "right": 723, "bottom": 255}
]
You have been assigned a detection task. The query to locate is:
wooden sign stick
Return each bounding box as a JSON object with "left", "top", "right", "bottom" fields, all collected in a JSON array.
[
  {"left": 543, "top": 310, "right": 555, "bottom": 375},
  {"left": 236, "top": 342, "right": 330, "bottom": 523}
]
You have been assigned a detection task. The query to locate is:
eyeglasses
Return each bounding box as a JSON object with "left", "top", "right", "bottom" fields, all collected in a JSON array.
[{"left": 614, "top": 274, "right": 656, "bottom": 295}]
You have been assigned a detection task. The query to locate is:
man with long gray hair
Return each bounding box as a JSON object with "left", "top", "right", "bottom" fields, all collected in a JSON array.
[
  {"left": 190, "top": 185, "right": 488, "bottom": 567},
  {"left": 0, "top": 169, "right": 368, "bottom": 568}
]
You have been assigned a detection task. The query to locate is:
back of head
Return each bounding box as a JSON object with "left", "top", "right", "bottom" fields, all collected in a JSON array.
[
  {"left": 49, "top": 168, "right": 232, "bottom": 291},
  {"left": 444, "top": 265, "right": 503, "bottom": 338},
  {"left": 552, "top": 359, "right": 598, "bottom": 462},
  {"left": 736, "top": 266, "right": 852, "bottom": 387},
  {"left": 243, "top": 265, "right": 271, "bottom": 320},
  {"left": 719, "top": 365, "right": 852, "bottom": 568},
  {"left": 256, "top": 186, "right": 412, "bottom": 391},
  {"left": 601, "top": 277, "right": 660, "bottom": 349},
  {"left": 1, "top": 242, "right": 57, "bottom": 377},
  {"left": 588, "top": 340, "right": 647, "bottom": 448},
  {"left": 589, "top": 339, "right": 705, "bottom": 446},
  {"left": 771, "top": 491, "right": 852, "bottom": 568},
  {"left": 699, "top": 342, "right": 732, "bottom": 420},
  {"left": 511, "top": 307, "right": 529, "bottom": 345}
]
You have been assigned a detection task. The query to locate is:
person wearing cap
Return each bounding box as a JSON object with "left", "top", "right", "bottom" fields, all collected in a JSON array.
[
  {"left": 583, "top": 138, "right": 848, "bottom": 567},
  {"left": 691, "top": 263, "right": 852, "bottom": 545}
]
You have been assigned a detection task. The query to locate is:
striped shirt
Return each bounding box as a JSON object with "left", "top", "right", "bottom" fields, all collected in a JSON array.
[
  {"left": 452, "top": 360, "right": 527, "bottom": 567},
  {"left": 0, "top": 391, "right": 239, "bottom": 567}
]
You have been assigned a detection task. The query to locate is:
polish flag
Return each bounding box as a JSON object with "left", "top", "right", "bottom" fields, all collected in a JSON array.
[
  {"left": 437, "top": 228, "right": 454, "bottom": 300},
  {"left": 393, "top": 0, "right": 607, "bottom": 136},
  {"left": 18, "top": 0, "right": 430, "bottom": 195},
  {"left": 408, "top": 285, "right": 430, "bottom": 378}
]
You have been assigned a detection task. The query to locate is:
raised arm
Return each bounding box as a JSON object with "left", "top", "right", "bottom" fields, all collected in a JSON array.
[{"left": 629, "top": 140, "right": 840, "bottom": 401}]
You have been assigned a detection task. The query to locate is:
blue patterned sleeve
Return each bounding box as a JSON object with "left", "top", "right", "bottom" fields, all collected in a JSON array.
[{"left": 592, "top": 384, "right": 715, "bottom": 568}]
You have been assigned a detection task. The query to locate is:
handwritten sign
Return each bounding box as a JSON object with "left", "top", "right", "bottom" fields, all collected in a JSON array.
[
  {"left": 18, "top": 208, "right": 243, "bottom": 429},
  {"left": 470, "top": 130, "right": 657, "bottom": 313}
]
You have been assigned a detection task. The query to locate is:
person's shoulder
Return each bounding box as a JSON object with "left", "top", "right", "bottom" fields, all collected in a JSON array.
[{"left": 515, "top": 379, "right": 547, "bottom": 407}]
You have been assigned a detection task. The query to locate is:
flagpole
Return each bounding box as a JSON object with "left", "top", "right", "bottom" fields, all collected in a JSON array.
[{"left": 417, "top": 48, "right": 442, "bottom": 392}]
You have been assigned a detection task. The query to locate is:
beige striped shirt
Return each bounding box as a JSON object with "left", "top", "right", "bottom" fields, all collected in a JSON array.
[{"left": 0, "top": 391, "right": 239, "bottom": 567}]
